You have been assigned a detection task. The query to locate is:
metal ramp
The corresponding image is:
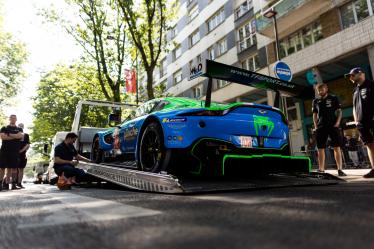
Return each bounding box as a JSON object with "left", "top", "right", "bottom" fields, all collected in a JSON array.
[{"left": 79, "top": 162, "right": 343, "bottom": 194}]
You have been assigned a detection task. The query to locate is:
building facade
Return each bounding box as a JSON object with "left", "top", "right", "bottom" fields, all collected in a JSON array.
[{"left": 151, "top": 0, "right": 374, "bottom": 154}]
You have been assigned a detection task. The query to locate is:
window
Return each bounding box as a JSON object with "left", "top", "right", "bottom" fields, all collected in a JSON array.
[
  {"left": 193, "top": 84, "right": 203, "bottom": 99},
  {"left": 312, "top": 22, "right": 323, "bottom": 42},
  {"left": 189, "top": 29, "right": 200, "bottom": 47},
  {"left": 279, "top": 21, "right": 323, "bottom": 58},
  {"left": 173, "top": 70, "right": 183, "bottom": 85},
  {"left": 217, "top": 79, "right": 229, "bottom": 89},
  {"left": 207, "top": 8, "right": 225, "bottom": 32},
  {"left": 340, "top": 0, "right": 374, "bottom": 29},
  {"left": 188, "top": 4, "right": 199, "bottom": 22},
  {"left": 355, "top": 0, "right": 370, "bottom": 21},
  {"left": 301, "top": 26, "right": 313, "bottom": 48},
  {"left": 208, "top": 46, "right": 215, "bottom": 60},
  {"left": 159, "top": 58, "right": 167, "bottom": 78},
  {"left": 217, "top": 38, "right": 227, "bottom": 56},
  {"left": 173, "top": 45, "right": 182, "bottom": 61},
  {"left": 235, "top": 0, "right": 252, "bottom": 19},
  {"left": 208, "top": 37, "right": 228, "bottom": 60},
  {"left": 171, "top": 25, "right": 177, "bottom": 39},
  {"left": 197, "top": 54, "right": 202, "bottom": 63},
  {"left": 242, "top": 54, "right": 259, "bottom": 72},
  {"left": 237, "top": 21, "right": 256, "bottom": 52}
]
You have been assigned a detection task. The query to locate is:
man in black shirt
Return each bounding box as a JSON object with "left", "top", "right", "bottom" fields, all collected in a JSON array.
[
  {"left": 16, "top": 123, "right": 30, "bottom": 188},
  {"left": 0, "top": 114, "right": 24, "bottom": 190},
  {"left": 53, "top": 132, "right": 91, "bottom": 188},
  {"left": 345, "top": 67, "right": 374, "bottom": 178},
  {"left": 312, "top": 83, "right": 346, "bottom": 176}
]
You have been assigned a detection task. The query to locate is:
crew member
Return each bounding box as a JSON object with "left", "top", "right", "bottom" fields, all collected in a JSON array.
[
  {"left": 0, "top": 114, "right": 24, "bottom": 190},
  {"left": 17, "top": 123, "right": 30, "bottom": 188},
  {"left": 345, "top": 67, "right": 374, "bottom": 178},
  {"left": 312, "top": 83, "right": 347, "bottom": 176},
  {"left": 53, "top": 132, "right": 91, "bottom": 189}
]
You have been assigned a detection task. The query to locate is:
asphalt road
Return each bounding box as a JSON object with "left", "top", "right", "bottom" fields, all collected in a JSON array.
[{"left": 1, "top": 176, "right": 374, "bottom": 249}]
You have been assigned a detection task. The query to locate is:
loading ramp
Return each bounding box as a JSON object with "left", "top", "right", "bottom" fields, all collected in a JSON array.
[{"left": 78, "top": 162, "right": 343, "bottom": 194}]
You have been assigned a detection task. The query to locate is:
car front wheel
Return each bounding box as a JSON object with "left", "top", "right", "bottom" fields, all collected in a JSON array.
[{"left": 139, "top": 122, "right": 170, "bottom": 173}]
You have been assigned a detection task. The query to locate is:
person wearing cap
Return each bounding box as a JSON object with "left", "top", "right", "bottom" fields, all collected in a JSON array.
[
  {"left": 345, "top": 67, "right": 374, "bottom": 178},
  {"left": 312, "top": 83, "right": 347, "bottom": 176}
]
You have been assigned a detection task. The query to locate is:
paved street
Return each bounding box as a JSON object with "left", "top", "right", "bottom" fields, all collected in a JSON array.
[{"left": 1, "top": 170, "right": 374, "bottom": 249}]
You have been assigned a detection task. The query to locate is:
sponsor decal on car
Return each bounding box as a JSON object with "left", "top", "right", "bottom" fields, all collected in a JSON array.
[
  {"left": 124, "top": 127, "right": 138, "bottom": 140},
  {"left": 162, "top": 117, "right": 187, "bottom": 123}
]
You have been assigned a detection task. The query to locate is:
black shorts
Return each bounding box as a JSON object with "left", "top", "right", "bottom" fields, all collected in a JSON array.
[
  {"left": 0, "top": 150, "right": 20, "bottom": 168},
  {"left": 19, "top": 157, "right": 27, "bottom": 168},
  {"left": 316, "top": 127, "right": 342, "bottom": 149},
  {"left": 357, "top": 121, "right": 374, "bottom": 145}
]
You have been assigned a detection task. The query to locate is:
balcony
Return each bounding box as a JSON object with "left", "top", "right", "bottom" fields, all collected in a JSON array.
[{"left": 256, "top": 0, "right": 332, "bottom": 38}]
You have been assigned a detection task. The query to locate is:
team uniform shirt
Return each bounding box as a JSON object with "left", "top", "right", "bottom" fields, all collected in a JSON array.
[
  {"left": 353, "top": 80, "right": 374, "bottom": 124},
  {"left": 353, "top": 80, "right": 374, "bottom": 145},
  {"left": 53, "top": 142, "right": 78, "bottom": 168},
  {"left": 0, "top": 125, "right": 23, "bottom": 168},
  {"left": 312, "top": 94, "right": 342, "bottom": 128}
]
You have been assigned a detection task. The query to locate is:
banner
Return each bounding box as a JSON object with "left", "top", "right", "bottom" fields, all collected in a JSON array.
[{"left": 125, "top": 69, "right": 137, "bottom": 94}]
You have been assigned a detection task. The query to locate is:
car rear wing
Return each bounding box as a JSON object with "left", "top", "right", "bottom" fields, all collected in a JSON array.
[{"left": 189, "top": 60, "right": 314, "bottom": 107}]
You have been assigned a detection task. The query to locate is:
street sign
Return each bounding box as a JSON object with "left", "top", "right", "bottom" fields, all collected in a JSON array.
[{"left": 274, "top": 61, "right": 292, "bottom": 82}]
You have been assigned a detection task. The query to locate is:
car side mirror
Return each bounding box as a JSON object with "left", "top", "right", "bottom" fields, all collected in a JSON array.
[{"left": 108, "top": 113, "right": 121, "bottom": 127}]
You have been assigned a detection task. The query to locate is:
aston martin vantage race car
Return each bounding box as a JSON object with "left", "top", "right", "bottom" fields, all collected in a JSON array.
[{"left": 91, "top": 97, "right": 311, "bottom": 176}]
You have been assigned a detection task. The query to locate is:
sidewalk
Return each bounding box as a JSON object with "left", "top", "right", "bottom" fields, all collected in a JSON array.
[{"left": 325, "top": 169, "right": 374, "bottom": 182}]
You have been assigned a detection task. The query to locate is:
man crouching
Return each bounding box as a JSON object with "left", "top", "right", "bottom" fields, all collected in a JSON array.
[{"left": 53, "top": 132, "right": 91, "bottom": 190}]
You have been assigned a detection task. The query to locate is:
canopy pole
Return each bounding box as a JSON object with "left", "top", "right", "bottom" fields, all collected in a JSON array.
[
  {"left": 205, "top": 77, "right": 213, "bottom": 108},
  {"left": 274, "top": 90, "right": 281, "bottom": 108}
]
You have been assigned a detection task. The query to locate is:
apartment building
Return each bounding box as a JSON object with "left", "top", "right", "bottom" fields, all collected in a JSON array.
[{"left": 151, "top": 0, "right": 374, "bottom": 153}]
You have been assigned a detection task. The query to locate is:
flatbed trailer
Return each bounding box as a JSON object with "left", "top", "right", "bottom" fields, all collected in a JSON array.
[{"left": 78, "top": 162, "right": 343, "bottom": 194}]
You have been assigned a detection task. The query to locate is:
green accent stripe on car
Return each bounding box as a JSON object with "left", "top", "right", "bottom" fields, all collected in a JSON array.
[{"left": 190, "top": 138, "right": 290, "bottom": 175}]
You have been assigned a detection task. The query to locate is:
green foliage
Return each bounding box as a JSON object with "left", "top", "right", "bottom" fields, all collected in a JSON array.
[
  {"left": 0, "top": 6, "right": 27, "bottom": 119},
  {"left": 41, "top": 0, "right": 129, "bottom": 102},
  {"left": 31, "top": 63, "right": 111, "bottom": 153}
]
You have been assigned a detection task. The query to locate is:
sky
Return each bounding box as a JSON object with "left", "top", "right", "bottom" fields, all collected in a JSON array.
[{"left": 2, "top": 0, "right": 82, "bottom": 132}]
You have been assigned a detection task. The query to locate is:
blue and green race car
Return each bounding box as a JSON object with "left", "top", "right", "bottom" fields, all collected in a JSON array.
[
  {"left": 91, "top": 60, "right": 312, "bottom": 176},
  {"left": 92, "top": 97, "right": 310, "bottom": 176}
]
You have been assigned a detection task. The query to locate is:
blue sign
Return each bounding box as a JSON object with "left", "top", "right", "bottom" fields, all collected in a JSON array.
[{"left": 274, "top": 61, "right": 292, "bottom": 82}]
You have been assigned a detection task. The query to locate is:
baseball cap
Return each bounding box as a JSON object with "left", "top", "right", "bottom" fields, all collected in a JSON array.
[{"left": 344, "top": 67, "right": 363, "bottom": 78}]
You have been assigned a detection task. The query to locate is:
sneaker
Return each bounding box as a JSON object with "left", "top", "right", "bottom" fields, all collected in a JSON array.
[
  {"left": 16, "top": 183, "right": 25, "bottom": 189},
  {"left": 363, "top": 169, "right": 374, "bottom": 178},
  {"left": 338, "top": 170, "right": 347, "bottom": 177},
  {"left": 11, "top": 183, "right": 20, "bottom": 190}
]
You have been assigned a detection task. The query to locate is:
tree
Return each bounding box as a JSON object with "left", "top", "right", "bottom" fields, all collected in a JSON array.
[
  {"left": 117, "top": 0, "right": 177, "bottom": 100},
  {"left": 42, "top": 0, "right": 128, "bottom": 102},
  {"left": 31, "top": 63, "right": 110, "bottom": 153},
  {"left": 0, "top": 10, "right": 27, "bottom": 117}
]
